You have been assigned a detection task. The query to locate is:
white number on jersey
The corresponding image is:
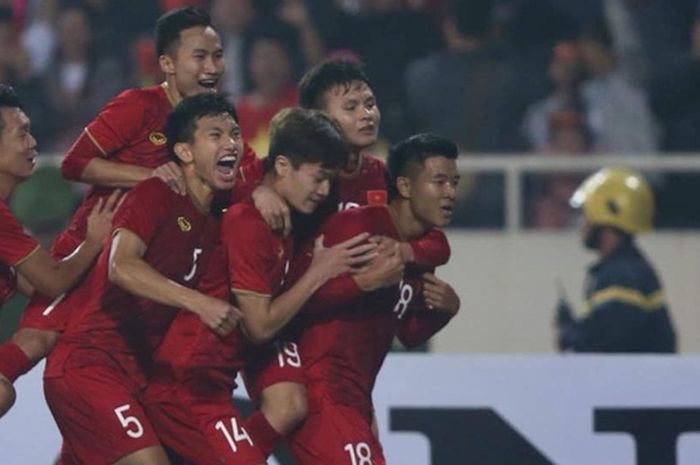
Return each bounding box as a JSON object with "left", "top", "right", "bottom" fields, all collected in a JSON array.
[
  {"left": 215, "top": 417, "right": 254, "bottom": 453},
  {"left": 114, "top": 404, "right": 144, "bottom": 439},
  {"left": 338, "top": 201, "right": 360, "bottom": 211},
  {"left": 183, "top": 247, "right": 203, "bottom": 282},
  {"left": 276, "top": 341, "right": 301, "bottom": 368},
  {"left": 393, "top": 279, "right": 414, "bottom": 320},
  {"left": 344, "top": 442, "right": 373, "bottom": 465}
]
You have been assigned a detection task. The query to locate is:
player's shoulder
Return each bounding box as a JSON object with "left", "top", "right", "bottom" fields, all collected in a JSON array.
[
  {"left": 362, "top": 154, "right": 387, "bottom": 172},
  {"left": 129, "top": 177, "right": 173, "bottom": 202},
  {"left": 324, "top": 204, "right": 387, "bottom": 230},
  {"left": 223, "top": 201, "right": 265, "bottom": 226}
]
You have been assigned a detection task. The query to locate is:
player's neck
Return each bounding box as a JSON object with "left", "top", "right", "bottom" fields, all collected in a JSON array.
[
  {"left": 183, "top": 169, "right": 215, "bottom": 214},
  {"left": 387, "top": 200, "right": 428, "bottom": 241},
  {"left": 161, "top": 81, "right": 182, "bottom": 107},
  {"left": 340, "top": 149, "right": 364, "bottom": 179},
  {"left": 0, "top": 172, "right": 20, "bottom": 201}
]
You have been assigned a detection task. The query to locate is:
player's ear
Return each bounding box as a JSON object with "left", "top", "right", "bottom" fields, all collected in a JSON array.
[
  {"left": 159, "top": 54, "right": 175, "bottom": 75},
  {"left": 396, "top": 176, "right": 411, "bottom": 199},
  {"left": 173, "top": 142, "right": 193, "bottom": 164},
  {"left": 273, "top": 154, "right": 291, "bottom": 177}
]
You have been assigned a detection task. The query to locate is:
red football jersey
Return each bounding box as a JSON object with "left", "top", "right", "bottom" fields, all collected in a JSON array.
[
  {"left": 149, "top": 201, "right": 289, "bottom": 395},
  {"left": 0, "top": 200, "right": 39, "bottom": 306},
  {"left": 393, "top": 265, "right": 454, "bottom": 349},
  {"left": 44, "top": 178, "right": 221, "bottom": 381},
  {"left": 58, "top": 84, "right": 257, "bottom": 256},
  {"left": 295, "top": 206, "right": 402, "bottom": 421},
  {"left": 335, "top": 154, "right": 388, "bottom": 210},
  {"left": 227, "top": 201, "right": 293, "bottom": 297}
]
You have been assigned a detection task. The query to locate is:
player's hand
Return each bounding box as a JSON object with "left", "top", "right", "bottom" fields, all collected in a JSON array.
[
  {"left": 354, "top": 243, "right": 404, "bottom": 291},
  {"left": 151, "top": 161, "right": 186, "bottom": 196},
  {"left": 192, "top": 294, "right": 242, "bottom": 336},
  {"left": 422, "top": 273, "right": 460, "bottom": 315},
  {"left": 252, "top": 184, "right": 291, "bottom": 237},
  {"left": 309, "top": 233, "right": 376, "bottom": 280},
  {"left": 85, "top": 189, "right": 122, "bottom": 247},
  {"left": 369, "top": 235, "right": 414, "bottom": 263}
]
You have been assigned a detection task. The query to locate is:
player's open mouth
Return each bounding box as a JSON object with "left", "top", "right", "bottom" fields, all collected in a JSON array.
[
  {"left": 216, "top": 154, "right": 237, "bottom": 177},
  {"left": 359, "top": 125, "right": 375, "bottom": 135},
  {"left": 441, "top": 205, "right": 453, "bottom": 216},
  {"left": 198, "top": 79, "right": 218, "bottom": 89}
]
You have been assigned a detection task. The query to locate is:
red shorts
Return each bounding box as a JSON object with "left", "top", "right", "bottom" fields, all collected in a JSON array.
[
  {"left": 43, "top": 348, "right": 160, "bottom": 465},
  {"left": 19, "top": 230, "right": 83, "bottom": 331},
  {"left": 242, "top": 339, "right": 304, "bottom": 403},
  {"left": 143, "top": 382, "right": 264, "bottom": 465},
  {"left": 289, "top": 396, "right": 386, "bottom": 465}
]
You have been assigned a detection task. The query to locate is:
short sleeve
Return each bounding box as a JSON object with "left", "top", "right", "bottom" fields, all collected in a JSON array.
[
  {"left": 84, "top": 89, "right": 146, "bottom": 158},
  {"left": 223, "top": 206, "right": 276, "bottom": 296},
  {"left": 112, "top": 178, "right": 172, "bottom": 245},
  {"left": 0, "top": 202, "right": 39, "bottom": 266}
]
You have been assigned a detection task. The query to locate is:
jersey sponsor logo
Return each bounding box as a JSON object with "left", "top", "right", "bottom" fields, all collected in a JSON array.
[
  {"left": 367, "top": 190, "right": 387, "bottom": 205},
  {"left": 177, "top": 216, "right": 192, "bottom": 232},
  {"left": 148, "top": 132, "right": 167, "bottom": 146}
]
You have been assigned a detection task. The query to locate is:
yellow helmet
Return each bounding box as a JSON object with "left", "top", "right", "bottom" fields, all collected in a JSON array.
[{"left": 569, "top": 167, "right": 654, "bottom": 233}]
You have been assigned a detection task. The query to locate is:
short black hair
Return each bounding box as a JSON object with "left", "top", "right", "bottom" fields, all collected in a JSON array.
[
  {"left": 265, "top": 107, "right": 348, "bottom": 172},
  {"left": 155, "top": 6, "right": 213, "bottom": 57},
  {"left": 298, "top": 59, "right": 371, "bottom": 110},
  {"left": 387, "top": 133, "right": 458, "bottom": 199},
  {"left": 165, "top": 93, "right": 238, "bottom": 164},
  {"left": 0, "top": 85, "right": 23, "bottom": 134}
]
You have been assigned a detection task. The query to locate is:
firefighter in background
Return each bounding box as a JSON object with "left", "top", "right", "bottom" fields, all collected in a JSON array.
[{"left": 555, "top": 167, "right": 677, "bottom": 353}]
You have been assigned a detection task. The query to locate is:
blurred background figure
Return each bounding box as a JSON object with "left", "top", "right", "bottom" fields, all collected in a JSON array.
[
  {"left": 523, "top": 41, "right": 586, "bottom": 152},
  {"left": 236, "top": 20, "right": 301, "bottom": 156},
  {"left": 578, "top": 15, "right": 659, "bottom": 154},
  {"left": 41, "top": 4, "right": 125, "bottom": 152},
  {"left": 555, "top": 167, "right": 676, "bottom": 352},
  {"left": 526, "top": 110, "right": 590, "bottom": 229}
]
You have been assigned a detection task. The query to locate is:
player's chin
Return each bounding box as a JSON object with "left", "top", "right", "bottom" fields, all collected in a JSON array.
[{"left": 212, "top": 169, "right": 237, "bottom": 190}]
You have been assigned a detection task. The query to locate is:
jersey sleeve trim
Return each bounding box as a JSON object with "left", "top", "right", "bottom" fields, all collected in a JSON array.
[
  {"left": 84, "top": 127, "right": 108, "bottom": 157},
  {"left": 13, "top": 244, "right": 41, "bottom": 267},
  {"left": 584, "top": 287, "right": 665, "bottom": 315}
]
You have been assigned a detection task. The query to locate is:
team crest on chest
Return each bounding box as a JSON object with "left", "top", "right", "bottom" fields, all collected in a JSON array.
[
  {"left": 177, "top": 216, "right": 192, "bottom": 232},
  {"left": 148, "top": 132, "right": 167, "bottom": 146}
]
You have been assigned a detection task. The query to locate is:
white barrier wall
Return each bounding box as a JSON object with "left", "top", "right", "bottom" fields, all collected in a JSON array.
[
  {"left": 3, "top": 355, "right": 700, "bottom": 465},
  {"left": 434, "top": 231, "right": 700, "bottom": 353}
]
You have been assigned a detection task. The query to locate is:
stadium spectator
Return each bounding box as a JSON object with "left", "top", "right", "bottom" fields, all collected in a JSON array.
[
  {"left": 578, "top": 16, "right": 659, "bottom": 153},
  {"left": 526, "top": 110, "right": 589, "bottom": 229},
  {"left": 0, "top": 84, "right": 116, "bottom": 417},
  {"left": 236, "top": 21, "right": 301, "bottom": 156},
  {"left": 555, "top": 167, "right": 677, "bottom": 352},
  {"left": 42, "top": 4, "right": 126, "bottom": 151},
  {"left": 405, "top": 0, "right": 498, "bottom": 152},
  {"left": 522, "top": 41, "right": 586, "bottom": 152}
]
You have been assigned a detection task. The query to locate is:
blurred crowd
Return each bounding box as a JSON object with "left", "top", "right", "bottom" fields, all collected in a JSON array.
[{"left": 2, "top": 0, "right": 699, "bottom": 228}]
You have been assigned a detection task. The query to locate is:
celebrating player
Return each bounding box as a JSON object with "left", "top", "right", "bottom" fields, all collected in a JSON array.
[
  {"left": 287, "top": 133, "right": 461, "bottom": 465},
  {"left": 143, "top": 107, "right": 379, "bottom": 465},
  {"left": 43, "top": 92, "right": 242, "bottom": 465},
  {"left": 0, "top": 84, "right": 117, "bottom": 416},
  {"left": 0, "top": 6, "right": 257, "bottom": 418}
]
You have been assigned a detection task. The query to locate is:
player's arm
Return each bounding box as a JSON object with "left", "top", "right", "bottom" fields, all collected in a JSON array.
[
  {"left": 402, "top": 228, "right": 450, "bottom": 268},
  {"left": 15, "top": 192, "right": 120, "bottom": 298},
  {"left": 302, "top": 236, "right": 404, "bottom": 314},
  {"left": 108, "top": 228, "right": 239, "bottom": 335},
  {"left": 235, "top": 233, "right": 374, "bottom": 344},
  {"left": 396, "top": 273, "right": 460, "bottom": 348}
]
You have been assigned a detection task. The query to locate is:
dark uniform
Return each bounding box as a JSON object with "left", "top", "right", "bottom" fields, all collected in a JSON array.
[{"left": 558, "top": 240, "right": 676, "bottom": 353}]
